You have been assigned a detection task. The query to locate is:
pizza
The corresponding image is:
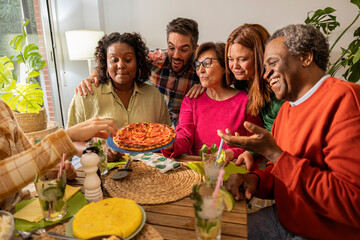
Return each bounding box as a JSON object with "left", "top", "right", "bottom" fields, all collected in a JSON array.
[{"left": 113, "top": 122, "right": 176, "bottom": 151}]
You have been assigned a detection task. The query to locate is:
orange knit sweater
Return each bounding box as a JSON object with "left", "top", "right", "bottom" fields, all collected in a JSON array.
[{"left": 254, "top": 77, "right": 360, "bottom": 240}]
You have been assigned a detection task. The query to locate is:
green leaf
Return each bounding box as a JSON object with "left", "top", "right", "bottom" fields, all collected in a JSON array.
[
  {"left": 1, "top": 83, "right": 43, "bottom": 113},
  {"left": 305, "top": 7, "right": 340, "bottom": 35},
  {"left": 210, "top": 144, "right": 217, "bottom": 154},
  {"left": 24, "top": 44, "right": 39, "bottom": 57},
  {"left": 199, "top": 144, "right": 209, "bottom": 157},
  {"left": 21, "top": 19, "right": 29, "bottom": 38},
  {"left": 15, "top": 54, "right": 24, "bottom": 64},
  {"left": 354, "top": 27, "right": 360, "bottom": 37},
  {"left": 0, "top": 57, "right": 16, "bottom": 88},
  {"left": 3, "top": 80, "right": 17, "bottom": 92},
  {"left": 10, "top": 35, "right": 25, "bottom": 52},
  {"left": 323, "top": 7, "right": 337, "bottom": 14},
  {"left": 0, "top": 92, "right": 14, "bottom": 102},
  {"left": 347, "top": 61, "right": 360, "bottom": 82},
  {"left": 343, "top": 67, "right": 351, "bottom": 80},
  {"left": 353, "top": 48, "right": 360, "bottom": 64},
  {"left": 28, "top": 70, "right": 41, "bottom": 78},
  {"left": 351, "top": 0, "right": 360, "bottom": 9}
]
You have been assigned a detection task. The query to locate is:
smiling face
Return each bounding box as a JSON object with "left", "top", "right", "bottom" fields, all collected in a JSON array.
[
  {"left": 196, "top": 50, "right": 225, "bottom": 89},
  {"left": 227, "top": 43, "right": 255, "bottom": 81},
  {"left": 107, "top": 42, "right": 137, "bottom": 88},
  {"left": 263, "top": 37, "right": 304, "bottom": 102},
  {"left": 167, "top": 32, "right": 195, "bottom": 74}
]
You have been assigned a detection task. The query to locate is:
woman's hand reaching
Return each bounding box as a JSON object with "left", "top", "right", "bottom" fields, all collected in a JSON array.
[
  {"left": 224, "top": 149, "right": 234, "bottom": 166},
  {"left": 65, "top": 118, "right": 118, "bottom": 142}
]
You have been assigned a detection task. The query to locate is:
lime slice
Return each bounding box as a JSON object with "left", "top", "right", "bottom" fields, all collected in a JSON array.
[
  {"left": 208, "top": 224, "right": 220, "bottom": 238},
  {"left": 218, "top": 188, "right": 235, "bottom": 211},
  {"left": 216, "top": 150, "right": 226, "bottom": 164}
]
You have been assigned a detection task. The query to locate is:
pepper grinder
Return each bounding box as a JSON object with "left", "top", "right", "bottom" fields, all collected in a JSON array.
[{"left": 81, "top": 146, "right": 103, "bottom": 202}]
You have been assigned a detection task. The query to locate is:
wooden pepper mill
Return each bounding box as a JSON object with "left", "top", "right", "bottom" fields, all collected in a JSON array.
[{"left": 81, "top": 146, "right": 103, "bottom": 202}]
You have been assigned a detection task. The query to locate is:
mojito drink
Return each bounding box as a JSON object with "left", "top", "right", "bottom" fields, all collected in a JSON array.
[
  {"left": 93, "top": 138, "right": 108, "bottom": 175},
  {"left": 192, "top": 184, "right": 224, "bottom": 240},
  {"left": 35, "top": 170, "right": 67, "bottom": 221},
  {"left": 202, "top": 153, "right": 224, "bottom": 187}
]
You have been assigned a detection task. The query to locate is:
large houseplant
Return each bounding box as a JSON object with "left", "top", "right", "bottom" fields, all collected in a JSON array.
[
  {"left": 305, "top": 0, "right": 360, "bottom": 82},
  {"left": 0, "top": 19, "right": 46, "bottom": 113},
  {"left": 0, "top": 19, "right": 47, "bottom": 132}
]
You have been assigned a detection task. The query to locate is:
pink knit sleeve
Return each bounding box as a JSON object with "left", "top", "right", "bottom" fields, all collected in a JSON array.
[{"left": 161, "top": 97, "right": 195, "bottom": 158}]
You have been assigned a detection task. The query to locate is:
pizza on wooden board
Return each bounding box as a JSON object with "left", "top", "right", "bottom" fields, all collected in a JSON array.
[{"left": 113, "top": 122, "right": 176, "bottom": 151}]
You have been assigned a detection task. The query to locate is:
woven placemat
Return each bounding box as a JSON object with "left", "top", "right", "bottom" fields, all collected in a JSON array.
[
  {"left": 104, "top": 161, "right": 201, "bottom": 204},
  {"left": 134, "top": 224, "right": 164, "bottom": 240},
  {"left": 34, "top": 222, "right": 163, "bottom": 240}
]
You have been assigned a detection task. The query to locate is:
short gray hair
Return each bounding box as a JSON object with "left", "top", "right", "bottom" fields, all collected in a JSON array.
[{"left": 268, "top": 24, "right": 329, "bottom": 71}]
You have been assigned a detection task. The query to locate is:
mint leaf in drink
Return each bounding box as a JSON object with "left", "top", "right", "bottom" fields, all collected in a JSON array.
[
  {"left": 199, "top": 144, "right": 209, "bottom": 157},
  {"left": 210, "top": 144, "right": 218, "bottom": 154},
  {"left": 93, "top": 139, "right": 104, "bottom": 156}
]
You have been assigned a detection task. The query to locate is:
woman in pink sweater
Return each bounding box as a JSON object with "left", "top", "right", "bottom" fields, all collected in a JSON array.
[{"left": 162, "top": 42, "right": 262, "bottom": 162}]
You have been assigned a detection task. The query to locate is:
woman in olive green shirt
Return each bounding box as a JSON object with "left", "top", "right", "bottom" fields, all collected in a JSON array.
[{"left": 67, "top": 32, "right": 171, "bottom": 156}]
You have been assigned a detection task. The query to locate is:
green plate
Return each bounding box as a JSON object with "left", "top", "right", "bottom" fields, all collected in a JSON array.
[{"left": 66, "top": 204, "right": 146, "bottom": 239}]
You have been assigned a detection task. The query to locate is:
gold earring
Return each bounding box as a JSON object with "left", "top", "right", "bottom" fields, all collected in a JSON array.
[
  {"left": 106, "top": 69, "right": 110, "bottom": 79},
  {"left": 138, "top": 69, "right": 141, "bottom": 78}
]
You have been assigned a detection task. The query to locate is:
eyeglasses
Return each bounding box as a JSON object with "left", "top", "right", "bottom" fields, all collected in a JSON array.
[{"left": 194, "top": 58, "right": 218, "bottom": 70}]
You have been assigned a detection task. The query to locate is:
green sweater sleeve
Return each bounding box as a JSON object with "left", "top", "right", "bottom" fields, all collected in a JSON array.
[
  {"left": 249, "top": 94, "right": 284, "bottom": 158},
  {"left": 261, "top": 93, "right": 284, "bottom": 133}
]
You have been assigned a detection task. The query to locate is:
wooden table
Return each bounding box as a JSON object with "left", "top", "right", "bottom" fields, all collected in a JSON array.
[{"left": 68, "top": 155, "right": 248, "bottom": 240}]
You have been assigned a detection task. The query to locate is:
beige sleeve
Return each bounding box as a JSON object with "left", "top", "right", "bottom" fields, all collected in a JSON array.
[{"left": 0, "top": 129, "right": 77, "bottom": 200}]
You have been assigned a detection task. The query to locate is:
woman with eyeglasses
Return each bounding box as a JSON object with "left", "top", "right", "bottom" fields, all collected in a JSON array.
[
  {"left": 162, "top": 42, "right": 263, "bottom": 163},
  {"left": 186, "top": 25, "right": 283, "bottom": 170}
]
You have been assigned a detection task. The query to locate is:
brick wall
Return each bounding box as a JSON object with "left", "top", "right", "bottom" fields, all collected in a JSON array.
[{"left": 33, "top": 0, "right": 55, "bottom": 121}]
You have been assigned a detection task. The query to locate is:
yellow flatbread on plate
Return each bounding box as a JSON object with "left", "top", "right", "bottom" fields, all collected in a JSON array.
[{"left": 72, "top": 198, "right": 142, "bottom": 239}]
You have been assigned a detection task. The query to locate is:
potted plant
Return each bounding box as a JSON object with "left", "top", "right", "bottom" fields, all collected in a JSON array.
[
  {"left": 0, "top": 19, "right": 47, "bottom": 132},
  {"left": 305, "top": 0, "right": 360, "bottom": 82}
]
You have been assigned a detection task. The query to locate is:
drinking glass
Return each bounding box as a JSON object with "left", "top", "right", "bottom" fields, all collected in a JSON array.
[
  {"left": 35, "top": 169, "right": 66, "bottom": 221},
  {"left": 202, "top": 153, "right": 224, "bottom": 187},
  {"left": 192, "top": 183, "right": 224, "bottom": 240},
  {"left": 97, "top": 139, "right": 108, "bottom": 175}
]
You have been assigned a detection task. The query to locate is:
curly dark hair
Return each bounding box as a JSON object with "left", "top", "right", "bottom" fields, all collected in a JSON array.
[
  {"left": 268, "top": 24, "right": 329, "bottom": 71},
  {"left": 225, "top": 24, "right": 271, "bottom": 116},
  {"left": 166, "top": 17, "right": 199, "bottom": 47},
  {"left": 194, "top": 42, "right": 227, "bottom": 87},
  {"left": 94, "top": 32, "right": 151, "bottom": 85}
]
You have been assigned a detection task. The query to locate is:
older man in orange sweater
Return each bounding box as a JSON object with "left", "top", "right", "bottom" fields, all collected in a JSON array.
[{"left": 218, "top": 24, "right": 360, "bottom": 240}]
